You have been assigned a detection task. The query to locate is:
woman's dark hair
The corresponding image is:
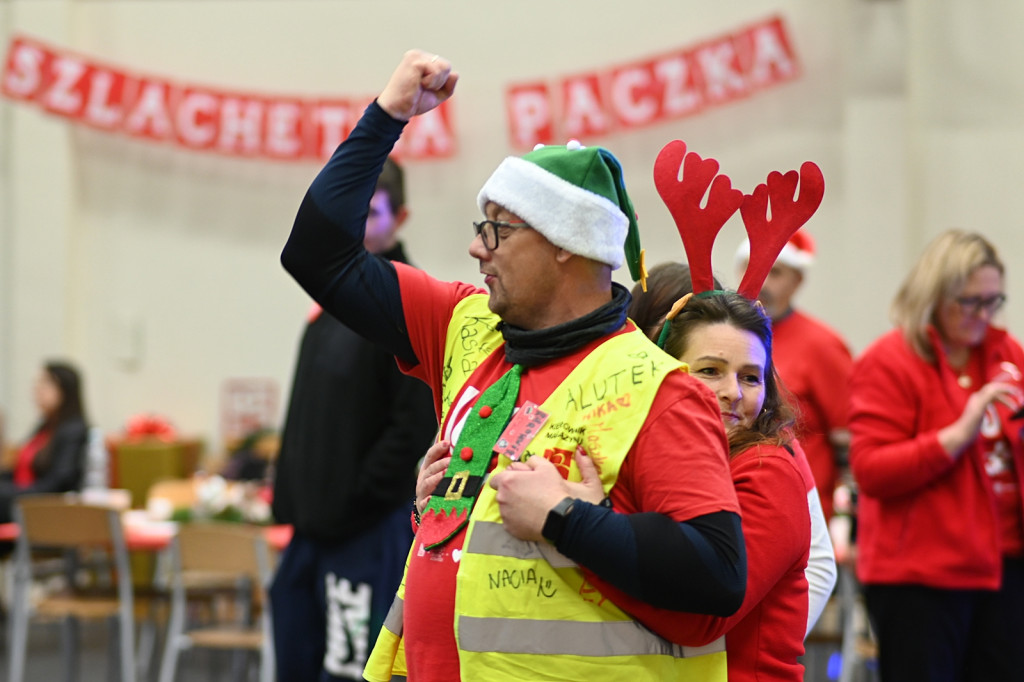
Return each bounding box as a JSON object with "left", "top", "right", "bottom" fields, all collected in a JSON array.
[
  {"left": 662, "top": 292, "right": 795, "bottom": 455},
  {"left": 629, "top": 262, "right": 725, "bottom": 342},
  {"left": 39, "top": 360, "right": 87, "bottom": 432}
]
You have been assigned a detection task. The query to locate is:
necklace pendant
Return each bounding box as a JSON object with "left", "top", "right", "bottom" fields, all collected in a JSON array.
[{"left": 957, "top": 374, "right": 972, "bottom": 389}]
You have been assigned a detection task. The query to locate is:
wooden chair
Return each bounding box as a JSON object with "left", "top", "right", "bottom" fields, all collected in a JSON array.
[
  {"left": 7, "top": 493, "right": 136, "bottom": 682},
  {"left": 158, "top": 522, "right": 274, "bottom": 682},
  {"left": 128, "top": 477, "right": 198, "bottom": 679},
  {"left": 138, "top": 476, "right": 197, "bottom": 610}
]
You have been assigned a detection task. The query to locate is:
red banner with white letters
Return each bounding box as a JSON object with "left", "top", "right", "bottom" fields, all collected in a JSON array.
[
  {"left": 1, "top": 35, "right": 456, "bottom": 161},
  {"left": 5, "top": 18, "right": 800, "bottom": 161},
  {"left": 506, "top": 15, "right": 801, "bottom": 149}
]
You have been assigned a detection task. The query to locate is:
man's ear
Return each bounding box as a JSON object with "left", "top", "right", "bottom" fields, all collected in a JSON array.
[{"left": 554, "top": 247, "right": 574, "bottom": 264}]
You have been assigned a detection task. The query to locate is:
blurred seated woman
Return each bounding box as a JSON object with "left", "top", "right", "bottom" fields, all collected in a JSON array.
[
  {"left": 631, "top": 262, "right": 836, "bottom": 641},
  {"left": 0, "top": 360, "right": 89, "bottom": 524}
]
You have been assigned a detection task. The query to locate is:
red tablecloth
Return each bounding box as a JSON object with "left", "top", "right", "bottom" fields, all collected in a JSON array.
[
  {"left": 0, "top": 520, "right": 292, "bottom": 552},
  {"left": 0, "top": 522, "right": 17, "bottom": 542}
]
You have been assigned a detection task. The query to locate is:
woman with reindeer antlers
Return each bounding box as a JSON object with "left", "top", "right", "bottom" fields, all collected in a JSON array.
[
  {"left": 630, "top": 141, "right": 823, "bottom": 680},
  {"left": 628, "top": 261, "right": 837, "bottom": 645}
]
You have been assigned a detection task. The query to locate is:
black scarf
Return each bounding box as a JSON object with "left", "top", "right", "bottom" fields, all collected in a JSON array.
[{"left": 498, "top": 282, "right": 632, "bottom": 367}]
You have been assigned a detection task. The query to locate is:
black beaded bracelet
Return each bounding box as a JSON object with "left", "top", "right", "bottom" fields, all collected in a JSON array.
[{"left": 412, "top": 498, "right": 422, "bottom": 526}]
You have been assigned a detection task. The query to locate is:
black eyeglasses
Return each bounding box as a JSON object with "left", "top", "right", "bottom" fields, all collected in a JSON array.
[
  {"left": 953, "top": 293, "right": 1007, "bottom": 316},
  {"left": 472, "top": 220, "right": 528, "bottom": 251}
]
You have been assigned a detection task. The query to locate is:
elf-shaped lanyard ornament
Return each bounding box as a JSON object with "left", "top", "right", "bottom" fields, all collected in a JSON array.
[
  {"left": 651, "top": 139, "right": 824, "bottom": 343},
  {"left": 418, "top": 364, "right": 523, "bottom": 550}
]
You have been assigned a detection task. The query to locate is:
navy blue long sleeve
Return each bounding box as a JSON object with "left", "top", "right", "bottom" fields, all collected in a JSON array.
[
  {"left": 560, "top": 502, "right": 745, "bottom": 615},
  {"left": 281, "top": 102, "right": 417, "bottom": 365}
]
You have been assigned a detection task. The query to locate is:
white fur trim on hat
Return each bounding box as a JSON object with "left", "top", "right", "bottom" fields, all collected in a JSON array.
[
  {"left": 477, "top": 156, "right": 627, "bottom": 269},
  {"left": 734, "top": 238, "right": 814, "bottom": 272}
]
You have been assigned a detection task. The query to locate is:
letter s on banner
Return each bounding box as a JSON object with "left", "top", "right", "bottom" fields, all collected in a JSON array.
[{"left": 2, "top": 37, "right": 47, "bottom": 99}]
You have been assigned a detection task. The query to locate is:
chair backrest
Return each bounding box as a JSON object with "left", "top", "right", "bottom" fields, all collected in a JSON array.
[
  {"left": 16, "top": 494, "right": 121, "bottom": 547},
  {"left": 176, "top": 522, "right": 269, "bottom": 583},
  {"left": 160, "top": 521, "right": 275, "bottom": 682}
]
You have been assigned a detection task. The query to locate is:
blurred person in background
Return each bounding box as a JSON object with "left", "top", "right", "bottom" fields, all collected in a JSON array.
[
  {"left": 0, "top": 360, "right": 89, "bottom": 524},
  {"left": 270, "top": 156, "right": 437, "bottom": 682},
  {"left": 735, "top": 231, "right": 853, "bottom": 522},
  {"left": 849, "top": 229, "right": 1024, "bottom": 681}
]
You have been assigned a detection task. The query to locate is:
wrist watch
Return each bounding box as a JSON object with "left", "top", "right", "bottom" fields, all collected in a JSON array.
[{"left": 541, "top": 496, "right": 576, "bottom": 544}]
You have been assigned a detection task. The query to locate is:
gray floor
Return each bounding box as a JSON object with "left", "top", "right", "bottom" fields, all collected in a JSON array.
[
  {"left": 0, "top": 615, "right": 265, "bottom": 682},
  {"left": 0, "top": 622, "right": 872, "bottom": 682},
  {"left": 0, "top": 601, "right": 877, "bottom": 682}
]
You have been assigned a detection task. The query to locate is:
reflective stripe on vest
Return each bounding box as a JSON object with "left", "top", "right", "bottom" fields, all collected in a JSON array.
[
  {"left": 458, "top": 615, "right": 726, "bottom": 658},
  {"left": 382, "top": 595, "right": 404, "bottom": 635},
  {"left": 466, "top": 520, "right": 578, "bottom": 568}
]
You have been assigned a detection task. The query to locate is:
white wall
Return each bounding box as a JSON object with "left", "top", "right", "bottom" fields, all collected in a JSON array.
[{"left": 1, "top": 0, "right": 1022, "bottom": 453}]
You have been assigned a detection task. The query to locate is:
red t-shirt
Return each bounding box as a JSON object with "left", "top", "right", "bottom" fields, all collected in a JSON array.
[
  {"left": 720, "top": 445, "right": 810, "bottom": 682},
  {"left": 13, "top": 430, "right": 50, "bottom": 487},
  {"left": 394, "top": 264, "right": 739, "bottom": 681}
]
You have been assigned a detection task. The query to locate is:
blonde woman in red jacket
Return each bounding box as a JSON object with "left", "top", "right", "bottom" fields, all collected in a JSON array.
[{"left": 850, "top": 229, "right": 1024, "bottom": 681}]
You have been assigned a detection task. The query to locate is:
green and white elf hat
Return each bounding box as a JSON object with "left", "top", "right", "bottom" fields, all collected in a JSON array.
[{"left": 477, "top": 140, "right": 647, "bottom": 289}]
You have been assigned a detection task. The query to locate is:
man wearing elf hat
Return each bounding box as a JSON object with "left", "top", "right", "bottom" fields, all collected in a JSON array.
[
  {"left": 282, "top": 49, "right": 745, "bottom": 682},
  {"left": 735, "top": 230, "right": 854, "bottom": 522}
]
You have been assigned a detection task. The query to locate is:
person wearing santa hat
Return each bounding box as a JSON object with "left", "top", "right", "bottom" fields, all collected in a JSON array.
[
  {"left": 735, "top": 231, "right": 854, "bottom": 525},
  {"left": 282, "top": 49, "right": 745, "bottom": 682}
]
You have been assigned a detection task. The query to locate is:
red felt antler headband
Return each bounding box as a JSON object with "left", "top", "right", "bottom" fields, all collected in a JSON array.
[{"left": 653, "top": 140, "right": 825, "bottom": 300}]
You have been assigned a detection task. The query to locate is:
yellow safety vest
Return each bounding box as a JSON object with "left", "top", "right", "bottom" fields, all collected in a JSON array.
[{"left": 365, "top": 295, "right": 727, "bottom": 682}]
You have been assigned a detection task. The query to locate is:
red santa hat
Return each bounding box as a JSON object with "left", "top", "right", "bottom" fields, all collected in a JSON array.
[{"left": 735, "top": 229, "right": 816, "bottom": 272}]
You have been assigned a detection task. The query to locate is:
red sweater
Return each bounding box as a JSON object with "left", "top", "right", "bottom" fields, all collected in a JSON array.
[
  {"left": 723, "top": 445, "right": 809, "bottom": 682},
  {"left": 850, "top": 326, "right": 1024, "bottom": 589},
  {"left": 772, "top": 309, "right": 853, "bottom": 520}
]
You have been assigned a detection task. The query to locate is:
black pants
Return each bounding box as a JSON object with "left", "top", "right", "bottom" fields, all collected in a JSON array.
[
  {"left": 865, "top": 558, "right": 1024, "bottom": 682},
  {"left": 269, "top": 506, "right": 413, "bottom": 682}
]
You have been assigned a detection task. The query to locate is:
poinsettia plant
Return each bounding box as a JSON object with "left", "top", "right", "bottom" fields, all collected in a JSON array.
[{"left": 123, "top": 414, "right": 178, "bottom": 442}]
